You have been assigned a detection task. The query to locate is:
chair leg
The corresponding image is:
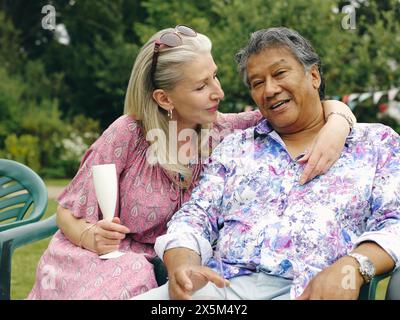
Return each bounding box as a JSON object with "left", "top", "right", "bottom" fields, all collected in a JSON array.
[
  {"left": 0, "top": 240, "right": 13, "bottom": 300},
  {"left": 150, "top": 256, "right": 168, "bottom": 286}
]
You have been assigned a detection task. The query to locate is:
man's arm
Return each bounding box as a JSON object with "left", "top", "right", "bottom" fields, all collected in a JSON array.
[
  {"left": 298, "top": 242, "right": 395, "bottom": 300},
  {"left": 155, "top": 134, "right": 243, "bottom": 299},
  {"left": 348, "top": 241, "right": 395, "bottom": 276},
  {"left": 299, "top": 126, "right": 400, "bottom": 300},
  {"left": 154, "top": 162, "right": 227, "bottom": 263}
]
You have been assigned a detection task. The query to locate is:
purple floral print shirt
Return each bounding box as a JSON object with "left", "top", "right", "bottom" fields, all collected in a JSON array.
[{"left": 155, "top": 120, "right": 400, "bottom": 298}]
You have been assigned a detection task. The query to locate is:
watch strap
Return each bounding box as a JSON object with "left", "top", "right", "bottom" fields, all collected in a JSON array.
[{"left": 348, "top": 252, "right": 375, "bottom": 283}]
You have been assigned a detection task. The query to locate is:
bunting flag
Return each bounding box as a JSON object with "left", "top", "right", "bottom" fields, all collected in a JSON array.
[
  {"left": 358, "top": 92, "right": 372, "bottom": 103},
  {"left": 373, "top": 91, "right": 385, "bottom": 104},
  {"left": 336, "top": 87, "right": 400, "bottom": 110},
  {"left": 348, "top": 93, "right": 360, "bottom": 103},
  {"left": 388, "top": 88, "right": 399, "bottom": 101}
]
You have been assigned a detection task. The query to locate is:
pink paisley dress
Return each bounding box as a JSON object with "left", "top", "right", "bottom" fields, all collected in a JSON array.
[{"left": 27, "top": 111, "right": 261, "bottom": 300}]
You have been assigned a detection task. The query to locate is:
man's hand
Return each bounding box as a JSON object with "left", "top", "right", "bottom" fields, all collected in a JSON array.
[
  {"left": 297, "top": 256, "right": 364, "bottom": 300},
  {"left": 168, "top": 264, "right": 229, "bottom": 300}
]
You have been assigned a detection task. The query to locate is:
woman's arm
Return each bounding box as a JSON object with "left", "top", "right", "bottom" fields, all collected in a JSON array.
[
  {"left": 299, "top": 100, "right": 356, "bottom": 184},
  {"left": 322, "top": 99, "right": 356, "bottom": 131},
  {"left": 56, "top": 205, "right": 90, "bottom": 247},
  {"left": 56, "top": 205, "right": 130, "bottom": 254}
]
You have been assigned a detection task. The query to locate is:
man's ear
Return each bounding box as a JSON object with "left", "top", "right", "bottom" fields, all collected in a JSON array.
[
  {"left": 310, "top": 65, "right": 321, "bottom": 90},
  {"left": 152, "top": 89, "right": 174, "bottom": 112}
]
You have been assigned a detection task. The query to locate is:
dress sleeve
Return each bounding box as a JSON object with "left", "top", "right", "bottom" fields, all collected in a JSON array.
[
  {"left": 216, "top": 110, "right": 262, "bottom": 131},
  {"left": 209, "top": 110, "right": 262, "bottom": 148},
  {"left": 57, "top": 116, "right": 140, "bottom": 224}
]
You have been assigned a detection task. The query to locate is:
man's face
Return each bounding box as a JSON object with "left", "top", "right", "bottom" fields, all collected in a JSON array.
[{"left": 246, "top": 47, "right": 321, "bottom": 134}]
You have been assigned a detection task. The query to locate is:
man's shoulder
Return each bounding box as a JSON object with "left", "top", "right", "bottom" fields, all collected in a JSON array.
[
  {"left": 210, "top": 126, "right": 257, "bottom": 161},
  {"left": 216, "top": 126, "right": 256, "bottom": 148},
  {"left": 352, "top": 123, "right": 399, "bottom": 143}
]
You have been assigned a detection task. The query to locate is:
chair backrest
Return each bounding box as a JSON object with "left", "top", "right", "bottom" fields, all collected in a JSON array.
[{"left": 0, "top": 159, "right": 48, "bottom": 232}]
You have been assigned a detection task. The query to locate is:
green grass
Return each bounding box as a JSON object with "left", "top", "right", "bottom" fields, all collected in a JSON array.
[{"left": 44, "top": 179, "right": 71, "bottom": 187}]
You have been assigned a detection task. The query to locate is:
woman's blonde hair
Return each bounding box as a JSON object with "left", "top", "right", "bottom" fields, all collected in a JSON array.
[{"left": 123, "top": 28, "right": 213, "bottom": 188}]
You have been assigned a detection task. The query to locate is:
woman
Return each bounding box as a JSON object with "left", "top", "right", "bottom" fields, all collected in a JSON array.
[{"left": 28, "top": 26, "right": 356, "bottom": 299}]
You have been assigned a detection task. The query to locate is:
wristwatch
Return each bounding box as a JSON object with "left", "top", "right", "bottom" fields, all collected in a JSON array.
[{"left": 348, "top": 252, "right": 376, "bottom": 284}]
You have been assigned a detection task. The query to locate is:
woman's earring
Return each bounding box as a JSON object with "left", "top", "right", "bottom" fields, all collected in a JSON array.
[{"left": 168, "top": 109, "right": 173, "bottom": 119}]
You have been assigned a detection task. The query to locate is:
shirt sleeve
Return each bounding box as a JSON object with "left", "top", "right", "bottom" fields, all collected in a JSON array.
[
  {"left": 354, "top": 126, "right": 400, "bottom": 269},
  {"left": 154, "top": 136, "right": 232, "bottom": 264},
  {"left": 57, "top": 116, "right": 140, "bottom": 224}
]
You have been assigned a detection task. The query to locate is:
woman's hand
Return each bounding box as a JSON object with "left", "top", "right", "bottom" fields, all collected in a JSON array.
[
  {"left": 298, "top": 116, "right": 349, "bottom": 185},
  {"left": 85, "top": 217, "right": 130, "bottom": 255},
  {"left": 297, "top": 99, "right": 355, "bottom": 184}
]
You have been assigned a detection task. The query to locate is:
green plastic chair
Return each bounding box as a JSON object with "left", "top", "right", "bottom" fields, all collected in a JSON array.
[
  {"left": 386, "top": 267, "right": 400, "bottom": 300},
  {"left": 0, "top": 159, "right": 58, "bottom": 300},
  {"left": 0, "top": 159, "right": 48, "bottom": 231},
  {"left": 359, "top": 271, "right": 395, "bottom": 300}
]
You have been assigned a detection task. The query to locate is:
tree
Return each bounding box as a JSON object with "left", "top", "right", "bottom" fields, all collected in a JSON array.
[{"left": 1, "top": 0, "right": 399, "bottom": 132}]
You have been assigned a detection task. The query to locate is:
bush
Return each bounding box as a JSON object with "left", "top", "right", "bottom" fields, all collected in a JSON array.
[{"left": 1, "top": 134, "right": 41, "bottom": 172}]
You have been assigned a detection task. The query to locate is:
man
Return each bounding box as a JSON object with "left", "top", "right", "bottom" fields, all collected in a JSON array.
[{"left": 135, "top": 27, "right": 400, "bottom": 300}]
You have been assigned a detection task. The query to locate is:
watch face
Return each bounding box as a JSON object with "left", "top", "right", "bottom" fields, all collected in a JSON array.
[{"left": 362, "top": 260, "right": 375, "bottom": 278}]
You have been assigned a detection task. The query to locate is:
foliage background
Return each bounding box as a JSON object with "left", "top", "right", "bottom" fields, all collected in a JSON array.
[{"left": 0, "top": 0, "right": 399, "bottom": 176}]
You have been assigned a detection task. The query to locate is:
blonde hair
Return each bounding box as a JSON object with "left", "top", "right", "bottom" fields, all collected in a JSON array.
[{"left": 124, "top": 28, "right": 213, "bottom": 188}]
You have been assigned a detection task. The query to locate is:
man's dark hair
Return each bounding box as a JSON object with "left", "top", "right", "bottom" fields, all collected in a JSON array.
[{"left": 235, "top": 27, "right": 325, "bottom": 100}]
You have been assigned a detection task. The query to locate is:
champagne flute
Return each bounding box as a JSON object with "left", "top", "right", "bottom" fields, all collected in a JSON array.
[{"left": 92, "top": 163, "right": 125, "bottom": 259}]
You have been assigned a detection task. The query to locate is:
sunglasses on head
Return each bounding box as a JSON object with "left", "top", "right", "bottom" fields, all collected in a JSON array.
[{"left": 150, "top": 25, "right": 197, "bottom": 89}]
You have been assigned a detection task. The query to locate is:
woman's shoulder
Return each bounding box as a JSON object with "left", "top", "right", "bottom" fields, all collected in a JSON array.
[
  {"left": 88, "top": 115, "right": 146, "bottom": 157},
  {"left": 108, "top": 114, "right": 141, "bottom": 132},
  {"left": 101, "top": 114, "right": 144, "bottom": 141}
]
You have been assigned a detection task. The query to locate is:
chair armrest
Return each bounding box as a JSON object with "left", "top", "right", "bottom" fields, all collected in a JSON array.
[
  {"left": 0, "top": 214, "right": 58, "bottom": 250},
  {"left": 0, "top": 214, "right": 58, "bottom": 300},
  {"left": 359, "top": 271, "right": 392, "bottom": 300},
  {"left": 386, "top": 267, "right": 400, "bottom": 300}
]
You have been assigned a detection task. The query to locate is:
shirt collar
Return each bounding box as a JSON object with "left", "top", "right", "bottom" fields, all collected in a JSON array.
[
  {"left": 254, "top": 118, "right": 355, "bottom": 154},
  {"left": 255, "top": 118, "right": 356, "bottom": 140},
  {"left": 254, "top": 118, "right": 274, "bottom": 137}
]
